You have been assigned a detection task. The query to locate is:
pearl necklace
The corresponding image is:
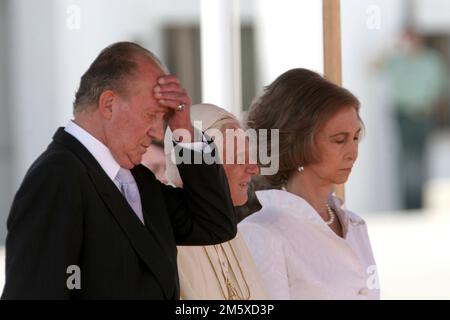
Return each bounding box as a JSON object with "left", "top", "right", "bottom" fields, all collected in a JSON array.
[{"left": 325, "top": 204, "right": 335, "bottom": 225}]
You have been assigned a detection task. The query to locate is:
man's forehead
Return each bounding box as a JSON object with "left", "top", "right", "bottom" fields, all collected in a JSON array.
[{"left": 136, "top": 56, "right": 166, "bottom": 77}]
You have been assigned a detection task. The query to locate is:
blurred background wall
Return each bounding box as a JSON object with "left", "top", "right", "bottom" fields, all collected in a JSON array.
[{"left": 0, "top": 0, "right": 449, "bottom": 299}]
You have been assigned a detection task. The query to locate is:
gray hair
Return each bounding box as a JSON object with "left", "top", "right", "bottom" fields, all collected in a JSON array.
[
  {"left": 247, "top": 68, "right": 362, "bottom": 187},
  {"left": 73, "top": 41, "right": 169, "bottom": 114}
]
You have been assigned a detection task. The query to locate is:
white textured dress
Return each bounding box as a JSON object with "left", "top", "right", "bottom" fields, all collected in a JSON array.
[{"left": 239, "top": 189, "right": 380, "bottom": 300}]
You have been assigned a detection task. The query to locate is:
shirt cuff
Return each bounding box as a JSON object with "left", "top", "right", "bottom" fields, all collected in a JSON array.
[
  {"left": 176, "top": 141, "right": 207, "bottom": 153},
  {"left": 173, "top": 128, "right": 212, "bottom": 153}
]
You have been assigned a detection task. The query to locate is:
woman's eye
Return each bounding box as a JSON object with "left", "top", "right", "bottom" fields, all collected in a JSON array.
[{"left": 335, "top": 140, "right": 345, "bottom": 144}]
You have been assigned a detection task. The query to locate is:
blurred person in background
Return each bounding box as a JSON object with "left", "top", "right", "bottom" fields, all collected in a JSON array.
[
  {"left": 378, "top": 27, "right": 448, "bottom": 210},
  {"left": 239, "top": 68, "right": 380, "bottom": 300}
]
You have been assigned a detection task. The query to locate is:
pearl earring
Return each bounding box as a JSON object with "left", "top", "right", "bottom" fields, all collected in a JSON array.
[{"left": 298, "top": 166, "right": 304, "bottom": 173}]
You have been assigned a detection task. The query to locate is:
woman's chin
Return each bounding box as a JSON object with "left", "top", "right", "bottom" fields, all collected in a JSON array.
[{"left": 333, "top": 175, "right": 350, "bottom": 185}]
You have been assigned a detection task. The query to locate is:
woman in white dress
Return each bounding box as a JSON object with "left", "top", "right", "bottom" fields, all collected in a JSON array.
[
  {"left": 165, "top": 103, "right": 268, "bottom": 300},
  {"left": 239, "top": 68, "right": 380, "bottom": 300}
]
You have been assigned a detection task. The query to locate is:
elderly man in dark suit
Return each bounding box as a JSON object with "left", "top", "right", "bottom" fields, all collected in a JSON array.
[{"left": 1, "top": 42, "right": 236, "bottom": 299}]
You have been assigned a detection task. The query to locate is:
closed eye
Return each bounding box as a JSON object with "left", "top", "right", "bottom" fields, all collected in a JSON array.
[
  {"left": 331, "top": 128, "right": 362, "bottom": 144},
  {"left": 334, "top": 135, "right": 359, "bottom": 144}
]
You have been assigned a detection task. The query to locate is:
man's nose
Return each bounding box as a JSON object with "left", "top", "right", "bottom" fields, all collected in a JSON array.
[{"left": 148, "top": 118, "right": 165, "bottom": 141}]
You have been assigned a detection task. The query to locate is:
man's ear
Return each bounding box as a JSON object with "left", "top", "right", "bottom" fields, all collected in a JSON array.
[{"left": 98, "top": 90, "right": 115, "bottom": 120}]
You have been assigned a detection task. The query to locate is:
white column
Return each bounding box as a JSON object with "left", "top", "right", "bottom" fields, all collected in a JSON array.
[
  {"left": 200, "top": 0, "right": 242, "bottom": 118},
  {"left": 9, "top": 0, "right": 60, "bottom": 188},
  {"left": 254, "top": 0, "right": 324, "bottom": 87}
]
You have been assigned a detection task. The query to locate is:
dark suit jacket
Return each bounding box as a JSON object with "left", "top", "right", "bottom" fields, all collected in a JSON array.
[{"left": 1, "top": 128, "right": 236, "bottom": 299}]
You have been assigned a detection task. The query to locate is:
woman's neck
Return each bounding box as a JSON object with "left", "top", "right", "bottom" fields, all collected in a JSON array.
[{"left": 285, "top": 170, "right": 334, "bottom": 219}]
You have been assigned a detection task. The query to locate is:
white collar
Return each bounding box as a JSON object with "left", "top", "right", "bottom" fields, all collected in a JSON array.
[
  {"left": 255, "top": 189, "right": 352, "bottom": 234},
  {"left": 64, "top": 120, "right": 121, "bottom": 182}
]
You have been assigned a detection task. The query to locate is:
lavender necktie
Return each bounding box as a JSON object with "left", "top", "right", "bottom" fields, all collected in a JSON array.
[{"left": 114, "top": 168, "right": 145, "bottom": 225}]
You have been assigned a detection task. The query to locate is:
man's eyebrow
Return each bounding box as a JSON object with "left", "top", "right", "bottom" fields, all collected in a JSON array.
[{"left": 329, "top": 128, "right": 362, "bottom": 138}]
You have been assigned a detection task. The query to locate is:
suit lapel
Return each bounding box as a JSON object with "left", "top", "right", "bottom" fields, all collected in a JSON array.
[
  {"left": 131, "top": 166, "right": 178, "bottom": 268},
  {"left": 87, "top": 169, "right": 176, "bottom": 299},
  {"left": 53, "top": 128, "right": 175, "bottom": 299}
]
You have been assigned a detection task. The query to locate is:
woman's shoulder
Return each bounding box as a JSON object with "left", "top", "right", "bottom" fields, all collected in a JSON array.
[
  {"left": 339, "top": 207, "right": 373, "bottom": 246},
  {"left": 330, "top": 194, "right": 367, "bottom": 226},
  {"left": 238, "top": 210, "right": 278, "bottom": 236},
  {"left": 238, "top": 199, "right": 285, "bottom": 237},
  {"left": 239, "top": 193, "right": 289, "bottom": 228},
  {"left": 241, "top": 189, "right": 319, "bottom": 231},
  {"left": 342, "top": 207, "right": 368, "bottom": 228}
]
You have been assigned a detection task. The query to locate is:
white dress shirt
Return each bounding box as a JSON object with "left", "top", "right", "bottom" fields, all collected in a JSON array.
[
  {"left": 239, "top": 189, "right": 380, "bottom": 300},
  {"left": 64, "top": 120, "right": 122, "bottom": 189}
]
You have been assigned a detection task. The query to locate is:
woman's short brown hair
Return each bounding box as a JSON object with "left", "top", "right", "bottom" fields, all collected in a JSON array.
[{"left": 246, "top": 68, "right": 362, "bottom": 187}]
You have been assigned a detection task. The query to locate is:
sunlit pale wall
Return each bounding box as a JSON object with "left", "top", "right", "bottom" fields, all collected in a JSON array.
[
  {"left": 200, "top": 0, "right": 242, "bottom": 118},
  {"left": 254, "top": 0, "right": 324, "bottom": 88},
  {"left": 415, "top": 0, "right": 450, "bottom": 32},
  {"left": 341, "top": 0, "right": 407, "bottom": 213},
  {"left": 0, "top": 0, "right": 13, "bottom": 247}
]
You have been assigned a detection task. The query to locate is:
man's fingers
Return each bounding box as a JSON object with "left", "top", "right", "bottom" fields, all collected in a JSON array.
[
  {"left": 154, "top": 83, "right": 184, "bottom": 93},
  {"left": 154, "top": 86, "right": 187, "bottom": 100},
  {"left": 157, "top": 75, "right": 180, "bottom": 85},
  {"left": 155, "top": 92, "right": 187, "bottom": 102},
  {"left": 157, "top": 99, "right": 184, "bottom": 110},
  {"left": 155, "top": 74, "right": 191, "bottom": 110}
]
